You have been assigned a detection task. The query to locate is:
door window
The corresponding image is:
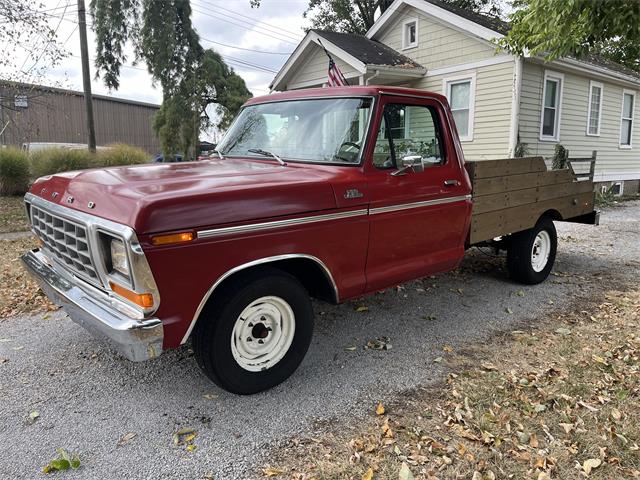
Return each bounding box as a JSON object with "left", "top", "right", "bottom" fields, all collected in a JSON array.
[{"left": 373, "top": 104, "right": 444, "bottom": 170}]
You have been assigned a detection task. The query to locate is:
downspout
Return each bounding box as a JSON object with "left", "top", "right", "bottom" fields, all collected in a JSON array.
[
  {"left": 366, "top": 69, "right": 381, "bottom": 85},
  {"left": 508, "top": 56, "right": 524, "bottom": 158}
]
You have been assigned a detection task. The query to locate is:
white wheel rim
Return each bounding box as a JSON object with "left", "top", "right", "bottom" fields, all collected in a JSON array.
[
  {"left": 531, "top": 230, "right": 551, "bottom": 272},
  {"left": 230, "top": 296, "right": 295, "bottom": 372}
]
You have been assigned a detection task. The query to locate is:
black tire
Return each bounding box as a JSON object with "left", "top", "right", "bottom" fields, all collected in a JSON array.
[
  {"left": 507, "top": 216, "right": 557, "bottom": 285},
  {"left": 192, "top": 267, "right": 314, "bottom": 395}
]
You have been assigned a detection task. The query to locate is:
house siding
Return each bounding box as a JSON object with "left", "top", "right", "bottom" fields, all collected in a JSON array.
[
  {"left": 519, "top": 61, "right": 640, "bottom": 181},
  {"left": 376, "top": 5, "right": 498, "bottom": 70},
  {"left": 286, "top": 46, "right": 360, "bottom": 89},
  {"left": 407, "top": 60, "right": 514, "bottom": 161}
]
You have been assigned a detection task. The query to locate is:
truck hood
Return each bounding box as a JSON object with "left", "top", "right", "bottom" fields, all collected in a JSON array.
[{"left": 28, "top": 159, "right": 339, "bottom": 234}]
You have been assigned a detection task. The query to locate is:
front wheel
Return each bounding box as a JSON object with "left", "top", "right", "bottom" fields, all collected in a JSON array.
[
  {"left": 507, "top": 217, "right": 557, "bottom": 285},
  {"left": 192, "top": 268, "right": 314, "bottom": 395}
]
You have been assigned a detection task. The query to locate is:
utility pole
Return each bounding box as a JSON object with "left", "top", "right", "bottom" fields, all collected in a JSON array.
[{"left": 77, "top": 0, "right": 96, "bottom": 152}]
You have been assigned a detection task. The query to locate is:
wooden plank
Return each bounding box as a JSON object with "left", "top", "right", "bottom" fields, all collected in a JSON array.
[
  {"left": 473, "top": 179, "right": 593, "bottom": 215},
  {"left": 472, "top": 169, "right": 577, "bottom": 198},
  {"left": 470, "top": 191, "right": 595, "bottom": 244},
  {"left": 468, "top": 156, "right": 546, "bottom": 179}
]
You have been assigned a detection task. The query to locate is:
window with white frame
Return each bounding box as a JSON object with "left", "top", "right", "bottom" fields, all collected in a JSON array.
[
  {"left": 620, "top": 90, "right": 635, "bottom": 148},
  {"left": 540, "top": 71, "right": 563, "bottom": 141},
  {"left": 444, "top": 74, "right": 475, "bottom": 142},
  {"left": 402, "top": 18, "right": 418, "bottom": 49},
  {"left": 587, "top": 81, "right": 603, "bottom": 136}
]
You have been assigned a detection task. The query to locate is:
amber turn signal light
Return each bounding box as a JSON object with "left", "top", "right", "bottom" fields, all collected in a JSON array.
[
  {"left": 150, "top": 231, "right": 194, "bottom": 246},
  {"left": 109, "top": 282, "right": 154, "bottom": 308}
]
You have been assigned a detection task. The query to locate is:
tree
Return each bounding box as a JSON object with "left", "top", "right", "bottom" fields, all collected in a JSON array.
[
  {"left": 1, "top": 0, "right": 67, "bottom": 83},
  {"left": 91, "top": 0, "right": 252, "bottom": 157},
  {"left": 299, "top": 0, "right": 502, "bottom": 35},
  {"left": 499, "top": 0, "right": 640, "bottom": 73}
]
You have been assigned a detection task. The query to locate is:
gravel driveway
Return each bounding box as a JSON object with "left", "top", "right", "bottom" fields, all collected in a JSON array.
[{"left": 1, "top": 201, "right": 639, "bottom": 479}]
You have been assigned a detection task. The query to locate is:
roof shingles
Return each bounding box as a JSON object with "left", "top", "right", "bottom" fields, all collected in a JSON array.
[{"left": 312, "top": 29, "right": 424, "bottom": 70}]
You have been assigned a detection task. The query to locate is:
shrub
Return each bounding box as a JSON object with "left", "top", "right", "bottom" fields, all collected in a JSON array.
[
  {"left": 95, "top": 143, "right": 150, "bottom": 167},
  {"left": 0, "top": 148, "right": 30, "bottom": 195},
  {"left": 30, "top": 148, "right": 94, "bottom": 178},
  {"left": 552, "top": 144, "right": 569, "bottom": 170}
]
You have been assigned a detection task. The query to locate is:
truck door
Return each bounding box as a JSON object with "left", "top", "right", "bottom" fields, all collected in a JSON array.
[{"left": 364, "top": 95, "right": 472, "bottom": 291}]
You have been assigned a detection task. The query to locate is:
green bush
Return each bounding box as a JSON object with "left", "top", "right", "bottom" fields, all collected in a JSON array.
[
  {"left": 0, "top": 148, "right": 30, "bottom": 195},
  {"left": 95, "top": 143, "right": 150, "bottom": 167},
  {"left": 30, "top": 148, "right": 94, "bottom": 178}
]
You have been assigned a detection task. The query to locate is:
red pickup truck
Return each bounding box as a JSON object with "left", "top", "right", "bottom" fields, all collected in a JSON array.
[{"left": 22, "top": 86, "right": 598, "bottom": 394}]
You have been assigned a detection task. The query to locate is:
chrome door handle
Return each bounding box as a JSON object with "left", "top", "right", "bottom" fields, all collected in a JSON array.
[{"left": 444, "top": 179, "right": 459, "bottom": 187}]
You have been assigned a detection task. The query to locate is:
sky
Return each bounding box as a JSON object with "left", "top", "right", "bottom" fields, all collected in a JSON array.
[{"left": 12, "top": 0, "right": 311, "bottom": 108}]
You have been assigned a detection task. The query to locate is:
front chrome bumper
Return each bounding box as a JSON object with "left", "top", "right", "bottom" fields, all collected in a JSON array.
[{"left": 22, "top": 249, "right": 164, "bottom": 361}]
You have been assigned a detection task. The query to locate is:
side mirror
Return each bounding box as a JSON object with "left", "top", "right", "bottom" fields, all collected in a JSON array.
[{"left": 392, "top": 155, "right": 424, "bottom": 176}]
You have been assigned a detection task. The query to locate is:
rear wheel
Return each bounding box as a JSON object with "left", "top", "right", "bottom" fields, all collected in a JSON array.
[
  {"left": 192, "top": 268, "right": 314, "bottom": 395},
  {"left": 507, "top": 217, "right": 557, "bottom": 284}
]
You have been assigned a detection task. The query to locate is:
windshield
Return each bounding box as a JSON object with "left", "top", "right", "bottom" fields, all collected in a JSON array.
[{"left": 217, "top": 97, "right": 373, "bottom": 165}]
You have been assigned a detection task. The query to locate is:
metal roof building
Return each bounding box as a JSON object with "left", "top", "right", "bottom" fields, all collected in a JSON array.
[{"left": 0, "top": 82, "right": 161, "bottom": 153}]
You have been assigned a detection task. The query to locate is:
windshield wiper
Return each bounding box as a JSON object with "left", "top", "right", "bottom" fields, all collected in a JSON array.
[{"left": 247, "top": 148, "right": 287, "bottom": 166}]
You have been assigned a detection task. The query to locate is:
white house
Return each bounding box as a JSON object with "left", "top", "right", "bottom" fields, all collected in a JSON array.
[{"left": 270, "top": 0, "right": 640, "bottom": 195}]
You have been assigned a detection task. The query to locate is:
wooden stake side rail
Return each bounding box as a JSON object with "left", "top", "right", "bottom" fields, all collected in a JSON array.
[{"left": 466, "top": 157, "right": 596, "bottom": 245}]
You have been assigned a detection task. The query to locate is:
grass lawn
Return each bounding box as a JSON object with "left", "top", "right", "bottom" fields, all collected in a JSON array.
[
  {"left": 0, "top": 195, "right": 29, "bottom": 233},
  {"left": 0, "top": 236, "right": 55, "bottom": 318},
  {"left": 262, "top": 291, "right": 640, "bottom": 480}
]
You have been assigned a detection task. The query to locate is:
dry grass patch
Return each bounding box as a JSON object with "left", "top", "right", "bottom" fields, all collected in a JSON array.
[
  {"left": 262, "top": 291, "right": 640, "bottom": 480},
  {"left": 0, "top": 236, "right": 56, "bottom": 318},
  {"left": 0, "top": 195, "right": 29, "bottom": 233}
]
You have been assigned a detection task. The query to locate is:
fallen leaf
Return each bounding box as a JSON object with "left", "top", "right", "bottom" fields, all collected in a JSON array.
[
  {"left": 355, "top": 305, "right": 369, "bottom": 312},
  {"left": 398, "top": 462, "right": 415, "bottom": 480},
  {"left": 186, "top": 444, "right": 197, "bottom": 452},
  {"left": 515, "top": 290, "right": 525, "bottom": 297},
  {"left": 203, "top": 394, "right": 219, "bottom": 400},
  {"left": 118, "top": 432, "right": 137, "bottom": 446},
  {"left": 262, "top": 467, "right": 284, "bottom": 477},
  {"left": 362, "top": 467, "right": 374, "bottom": 480},
  {"left": 555, "top": 327, "right": 571, "bottom": 335},
  {"left": 0, "top": 357, "right": 8, "bottom": 364},
  {"left": 433, "top": 357, "right": 443, "bottom": 363},
  {"left": 611, "top": 408, "right": 622, "bottom": 421},
  {"left": 582, "top": 458, "right": 602, "bottom": 475},
  {"left": 481, "top": 362, "right": 497, "bottom": 371},
  {"left": 505, "top": 307, "right": 513, "bottom": 314},
  {"left": 376, "top": 403, "right": 385, "bottom": 416},
  {"left": 173, "top": 428, "right": 197, "bottom": 446},
  {"left": 28, "top": 410, "right": 40, "bottom": 424},
  {"left": 345, "top": 346, "right": 357, "bottom": 351},
  {"left": 443, "top": 344, "right": 453, "bottom": 352}
]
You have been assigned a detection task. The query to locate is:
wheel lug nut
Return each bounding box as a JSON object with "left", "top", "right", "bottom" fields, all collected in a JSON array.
[
  {"left": 248, "top": 322, "right": 254, "bottom": 327},
  {"left": 260, "top": 316, "right": 266, "bottom": 321},
  {"left": 246, "top": 337, "right": 252, "bottom": 342},
  {"left": 258, "top": 339, "right": 264, "bottom": 344}
]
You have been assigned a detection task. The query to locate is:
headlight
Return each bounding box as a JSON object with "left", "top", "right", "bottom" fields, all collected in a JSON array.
[{"left": 110, "top": 239, "right": 129, "bottom": 276}]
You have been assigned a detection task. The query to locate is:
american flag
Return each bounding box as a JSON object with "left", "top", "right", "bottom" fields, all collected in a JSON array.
[{"left": 327, "top": 56, "right": 348, "bottom": 87}]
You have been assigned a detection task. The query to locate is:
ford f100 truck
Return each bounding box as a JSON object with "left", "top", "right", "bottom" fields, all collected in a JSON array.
[{"left": 22, "top": 86, "right": 598, "bottom": 394}]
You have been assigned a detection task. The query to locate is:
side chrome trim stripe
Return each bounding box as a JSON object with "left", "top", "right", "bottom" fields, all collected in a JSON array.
[
  {"left": 180, "top": 253, "right": 339, "bottom": 344},
  {"left": 197, "top": 209, "right": 368, "bottom": 239},
  {"left": 369, "top": 194, "right": 471, "bottom": 215},
  {"left": 196, "top": 196, "right": 471, "bottom": 238}
]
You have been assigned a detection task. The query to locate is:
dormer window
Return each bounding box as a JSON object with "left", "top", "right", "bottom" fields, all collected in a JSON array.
[{"left": 402, "top": 18, "right": 418, "bottom": 49}]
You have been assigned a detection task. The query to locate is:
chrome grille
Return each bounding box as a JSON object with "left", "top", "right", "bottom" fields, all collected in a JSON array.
[{"left": 29, "top": 204, "right": 100, "bottom": 285}]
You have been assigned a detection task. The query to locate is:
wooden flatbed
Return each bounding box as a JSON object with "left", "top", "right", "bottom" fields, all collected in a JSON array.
[{"left": 466, "top": 156, "right": 597, "bottom": 245}]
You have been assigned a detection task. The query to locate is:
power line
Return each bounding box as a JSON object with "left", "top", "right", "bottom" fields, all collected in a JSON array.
[
  {"left": 199, "top": 36, "right": 292, "bottom": 55},
  {"left": 21, "top": 0, "right": 71, "bottom": 74},
  {"left": 191, "top": 7, "right": 299, "bottom": 45},
  {"left": 193, "top": 0, "right": 303, "bottom": 40}
]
